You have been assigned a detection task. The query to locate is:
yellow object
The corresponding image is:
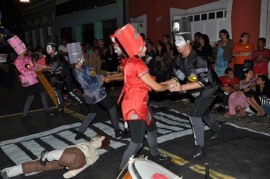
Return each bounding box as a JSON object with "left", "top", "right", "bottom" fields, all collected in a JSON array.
[
  {"left": 36, "top": 72, "right": 58, "bottom": 107},
  {"left": 188, "top": 74, "right": 198, "bottom": 82},
  {"left": 91, "top": 70, "right": 96, "bottom": 77}
]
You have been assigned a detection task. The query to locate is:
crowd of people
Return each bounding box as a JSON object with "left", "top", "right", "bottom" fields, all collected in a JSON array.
[{"left": 1, "top": 17, "right": 270, "bottom": 178}]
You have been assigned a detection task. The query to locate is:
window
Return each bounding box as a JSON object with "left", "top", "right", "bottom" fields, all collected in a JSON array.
[
  {"left": 194, "top": 15, "right": 200, "bottom": 21},
  {"left": 216, "top": 11, "right": 223, "bottom": 18},
  {"left": 201, "top": 14, "right": 207, "bottom": 20},
  {"left": 188, "top": 16, "right": 193, "bottom": 22},
  {"left": 209, "top": 12, "right": 215, "bottom": 19}
]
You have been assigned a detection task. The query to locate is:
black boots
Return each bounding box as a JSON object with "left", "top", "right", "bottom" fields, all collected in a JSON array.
[
  {"left": 22, "top": 114, "right": 32, "bottom": 121},
  {"left": 75, "top": 132, "right": 84, "bottom": 140},
  {"left": 150, "top": 154, "right": 170, "bottom": 163}
]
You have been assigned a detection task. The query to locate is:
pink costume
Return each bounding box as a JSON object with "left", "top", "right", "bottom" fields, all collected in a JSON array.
[
  {"left": 14, "top": 55, "right": 38, "bottom": 87},
  {"left": 228, "top": 92, "right": 249, "bottom": 115}
]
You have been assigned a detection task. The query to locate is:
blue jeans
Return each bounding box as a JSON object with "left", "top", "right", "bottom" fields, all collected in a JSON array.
[{"left": 262, "top": 104, "right": 270, "bottom": 116}]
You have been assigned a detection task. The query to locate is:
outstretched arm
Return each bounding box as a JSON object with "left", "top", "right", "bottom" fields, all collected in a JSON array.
[
  {"left": 104, "top": 72, "right": 124, "bottom": 83},
  {"left": 140, "top": 73, "right": 169, "bottom": 91}
]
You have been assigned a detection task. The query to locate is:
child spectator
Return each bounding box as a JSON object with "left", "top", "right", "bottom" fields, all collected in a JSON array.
[
  {"left": 225, "top": 85, "right": 249, "bottom": 117},
  {"left": 252, "top": 38, "right": 270, "bottom": 77}
]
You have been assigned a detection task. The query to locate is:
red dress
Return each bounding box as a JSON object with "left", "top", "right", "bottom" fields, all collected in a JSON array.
[{"left": 120, "top": 57, "right": 152, "bottom": 125}]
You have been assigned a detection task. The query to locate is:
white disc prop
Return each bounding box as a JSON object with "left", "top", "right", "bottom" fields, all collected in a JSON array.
[{"left": 127, "top": 156, "right": 182, "bottom": 179}]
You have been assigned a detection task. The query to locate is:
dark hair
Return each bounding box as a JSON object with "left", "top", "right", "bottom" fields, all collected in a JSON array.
[
  {"left": 244, "top": 68, "right": 253, "bottom": 74},
  {"left": 194, "top": 32, "right": 202, "bottom": 37},
  {"left": 140, "top": 33, "right": 146, "bottom": 40},
  {"left": 156, "top": 40, "right": 167, "bottom": 55},
  {"left": 201, "top": 34, "right": 210, "bottom": 45},
  {"left": 239, "top": 32, "right": 249, "bottom": 43},
  {"left": 219, "top": 29, "right": 230, "bottom": 39},
  {"left": 225, "top": 67, "right": 233, "bottom": 74},
  {"left": 258, "top": 38, "right": 266, "bottom": 44},
  {"left": 47, "top": 42, "right": 58, "bottom": 51},
  {"left": 257, "top": 75, "right": 270, "bottom": 85},
  {"left": 163, "top": 34, "right": 170, "bottom": 39}
]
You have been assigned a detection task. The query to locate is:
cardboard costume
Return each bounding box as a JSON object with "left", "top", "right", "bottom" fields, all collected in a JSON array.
[
  {"left": 171, "top": 18, "right": 221, "bottom": 157},
  {"left": 111, "top": 24, "right": 153, "bottom": 125}
]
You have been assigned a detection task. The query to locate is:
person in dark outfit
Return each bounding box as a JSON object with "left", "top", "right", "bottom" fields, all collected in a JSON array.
[
  {"left": 46, "top": 42, "right": 83, "bottom": 112},
  {"left": 164, "top": 18, "right": 222, "bottom": 159},
  {"left": 66, "top": 42, "right": 123, "bottom": 140}
]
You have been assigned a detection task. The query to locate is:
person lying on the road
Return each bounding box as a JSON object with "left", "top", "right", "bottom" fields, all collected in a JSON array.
[{"left": 0, "top": 134, "right": 110, "bottom": 179}]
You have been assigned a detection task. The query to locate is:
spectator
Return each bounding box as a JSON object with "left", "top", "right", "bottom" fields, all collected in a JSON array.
[
  {"left": 88, "top": 47, "right": 102, "bottom": 75},
  {"left": 240, "top": 69, "right": 266, "bottom": 116},
  {"left": 149, "top": 41, "right": 171, "bottom": 82},
  {"left": 213, "top": 29, "right": 234, "bottom": 76},
  {"left": 192, "top": 32, "right": 202, "bottom": 50},
  {"left": 58, "top": 38, "right": 69, "bottom": 62},
  {"left": 195, "top": 34, "right": 213, "bottom": 63},
  {"left": 232, "top": 32, "right": 254, "bottom": 80},
  {"left": 219, "top": 68, "right": 240, "bottom": 107},
  {"left": 255, "top": 75, "right": 270, "bottom": 98},
  {"left": 105, "top": 43, "right": 119, "bottom": 72},
  {"left": 252, "top": 38, "right": 270, "bottom": 77},
  {"left": 225, "top": 85, "right": 249, "bottom": 117},
  {"left": 162, "top": 34, "right": 173, "bottom": 54},
  {"left": 85, "top": 42, "right": 93, "bottom": 55},
  {"left": 81, "top": 43, "right": 89, "bottom": 66},
  {"left": 145, "top": 40, "right": 156, "bottom": 65}
]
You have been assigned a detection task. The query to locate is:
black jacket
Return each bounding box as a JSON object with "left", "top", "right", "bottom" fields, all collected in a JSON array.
[{"left": 172, "top": 49, "right": 220, "bottom": 94}]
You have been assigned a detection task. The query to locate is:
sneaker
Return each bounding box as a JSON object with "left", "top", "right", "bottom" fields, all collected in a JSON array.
[
  {"left": 22, "top": 115, "right": 32, "bottom": 121},
  {"left": 209, "top": 132, "right": 224, "bottom": 140},
  {"left": 115, "top": 130, "right": 130, "bottom": 139},
  {"left": 150, "top": 154, "right": 170, "bottom": 163},
  {"left": 57, "top": 106, "right": 64, "bottom": 112},
  {"left": 1, "top": 170, "right": 9, "bottom": 179},
  {"left": 40, "top": 150, "right": 49, "bottom": 166},
  {"left": 45, "top": 111, "right": 55, "bottom": 119},
  {"left": 193, "top": 146, "right": 205, "bottom": 159}
]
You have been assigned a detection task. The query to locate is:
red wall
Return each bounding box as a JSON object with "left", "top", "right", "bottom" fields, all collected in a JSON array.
[
  {"left": 129, "top": 0, "right": 262, "bottom": 45},
  {"left": 129, "top": 0, "right": 216, "bottom": 42},
  {"left": 231, "top": 0, "right": 261, "bottom": 45}
]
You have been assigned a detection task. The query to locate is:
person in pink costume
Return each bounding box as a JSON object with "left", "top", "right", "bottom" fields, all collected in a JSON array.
[{"left": 11, "top": 37, "right": 55, "bottom": 120}]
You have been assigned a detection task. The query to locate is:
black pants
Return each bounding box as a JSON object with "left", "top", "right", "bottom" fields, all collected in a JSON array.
[
  {"left": 77, "top": 96, "right": 119, "bottom": 134},
  {"left": 119, "top": 115, "right": 158, "bottom": 169},
  {"left": 189, "top": 89, "right": 221, "bottom": 147}
]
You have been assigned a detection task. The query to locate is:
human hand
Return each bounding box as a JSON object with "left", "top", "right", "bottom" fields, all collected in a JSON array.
[
  {"left": 162, "top": 78, "right": 178, "bottom": 85},
  {"left": 103, "top": 76, "right": 111, "bottom": 83},
  {"left": 168, "top": 83, "right": 182, "bottom": 92}
]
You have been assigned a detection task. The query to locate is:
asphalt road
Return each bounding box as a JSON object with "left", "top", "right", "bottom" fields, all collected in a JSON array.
[{"left": 1, "top": 63, "right": 270, "bottom": 179}]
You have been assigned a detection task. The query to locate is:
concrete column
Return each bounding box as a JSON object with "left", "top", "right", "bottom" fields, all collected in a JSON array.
[
  {"left": 94, "top": 22, "right": 103, "bottom": 39},
  {"left": 73, "top": 25, "right": 82, "bottom": 42}
]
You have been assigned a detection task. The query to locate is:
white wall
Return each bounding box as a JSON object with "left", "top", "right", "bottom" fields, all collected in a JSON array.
[{"left": 170, "top": 0, "right": 233, "bottom": 43}]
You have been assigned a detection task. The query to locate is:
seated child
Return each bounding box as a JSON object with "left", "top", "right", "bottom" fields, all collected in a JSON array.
[{"left": 225, "top": 86, "right": 249, "bottom": 117}]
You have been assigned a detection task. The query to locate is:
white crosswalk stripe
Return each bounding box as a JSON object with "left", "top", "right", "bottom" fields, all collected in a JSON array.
[{"left": 0, "top": 107, "right": 199, "bottom": 175}]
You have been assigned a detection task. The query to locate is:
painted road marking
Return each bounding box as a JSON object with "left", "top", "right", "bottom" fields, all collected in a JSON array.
[
  {"left": 0, "top": 106, "right": 232, "bottom": 178},
  {"left": 144, "top": 146, "right": 235, "bottom": 179}
]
